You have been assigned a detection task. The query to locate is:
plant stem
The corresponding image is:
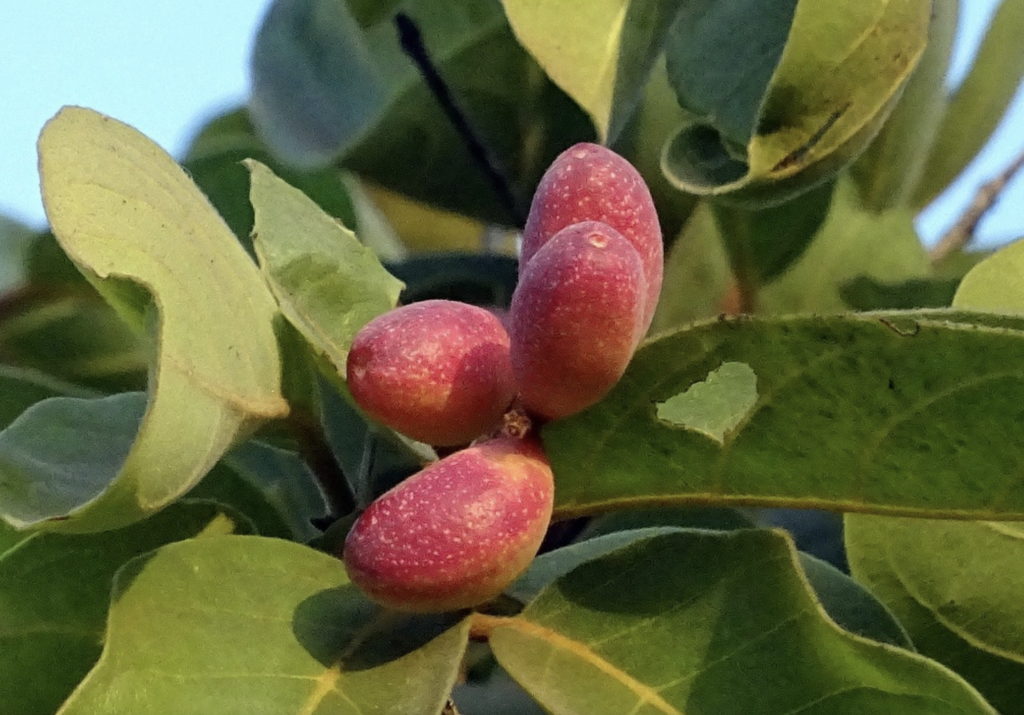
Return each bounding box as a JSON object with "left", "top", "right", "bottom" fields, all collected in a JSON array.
[
  {"left": 288, "top": 408, "right": 357, "bottom": 518},
  {"left": 394, "top": 12, "right": 526, "bottom": 227},
  {"left": 930, "top": 144, "right": 1024, "bottom": 265},
  {"left": 710, "top": 204, "right": 759, "bottom": 314},
  {"left": 469, "top": 612, "right": 510, "bottom": 640}
]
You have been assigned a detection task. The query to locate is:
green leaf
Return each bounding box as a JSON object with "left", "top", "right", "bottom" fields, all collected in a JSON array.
[
  {"left": 655, "top": 361, "right": 758, "bottom": 444},
  {"left": 611, "top": 57, "right": 699, "bottom": 245},
  {"left": 222, "top": 440, "right": 329, "bottom": 540},
  {"left": 912, "top": 0, "right": 1024, "bottom": 208},
  {"left": 248, "top": 160, "right": 404, "bottom": 383},
  {"left": 0, "top": 291, "right": 147, "bottom": 393},
  {"left": 576, "top": 505, "right": 756, "bottom": 541},
  {"left": 185, "top": 459, "right": 296, "bottom": 540},
  {"left": 250, "top": 0, "right": 593, "bottom": 224},
  {"left": 0, "top": 500, "right": 252, "bottom": 715},
  {"left": 491, "top": 530, "right": 994, "bottom": 715},
  {"left": 0, "top": 393, "right": 143, "bottom": 529},
  {"left": 649, "top": 201, "right": 733, "bottom": 332},
  {"left": 847, "top": 516, "right": 1024, "bottom": 715},
  {"left": 0, "top": 364, "right": 92, "bottom": 430},
  {"left": 954, "top": 237, "right": 1024, "bottom": 314},
  {"left": 662, "top": 0, "right": 930, "bottom": 205},
  {"left": 387, "top": 253, "right": 519, "bottom": 308},
  {"left": 34, "top": 106, "right": 288, "bottom": 532},
  {"left": 500, "top": 0, "right": 689, "bottom": 143},
  {"left": 759, "top": 178, "right": 931, "bottom": 314},
  {"left": 850, "top": 0, "right": 958, "bottom": 211},
  {"left": 710, "top": 179, "right": 834, "bottom": 285},
  {"left": 182, "top": 107, "right": 356, "bottom": 248},
  {"left": 513, "top": 525, "right": 910, "bottom": 649},
  {"left": 0, "top": 215, "right": 35, "bottom": 292},
  {"left": 58, "top": 536, "right": 471, "bottom": 715},
  {"left": 545, "top": 310, "right": 1024, "bottom": 520},
  {"left": 839, "top": 277, "right": 960, "bottom": 311}
]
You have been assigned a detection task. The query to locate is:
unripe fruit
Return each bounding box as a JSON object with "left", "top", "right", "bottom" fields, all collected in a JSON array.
[
  {"left": 343, "top": 436, "right": 554, "bottom": 612},
  {"left": 510, "top": 221, "right": 646, "bottom": 420},
  {"left": 347, "top": 300, "right": 515, "bottom": 446},
  {"left": 522, "top": 142, "right": 663, "bottom": 330}
]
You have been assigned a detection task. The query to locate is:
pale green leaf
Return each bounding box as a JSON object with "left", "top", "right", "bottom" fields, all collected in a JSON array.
[
  {"left": 501, "top": 0, "right": 690, "bottom": 143},
  {"left": 847, "top": 516, "right": 1024, "bottom": 715},
  {"left": 545, "top": 310, "right": 1024, "bottom": 520},
  {"left": 491, "top": 530, "right": 994, "bottom": 715},
  {"left": 662, "top": 0, "right": 930, "bottom": 205},
  {"left": 850, "top": 0, "right": 958, "bottom": 211},
  {"left": 249, "top": 160, "right": 403, "bottom": 382},
  {"left": 35, "top": 106, "right": 287, "bottom": 532},
  {"left": 953, "top": 237, "right": 1024, "bottom": 314},
  {"left": 759, "top": 178, "right": 931, "bottom": 314},
  {"left": 912, "top": 0, "right": 1024, "bottom": 208},
  {"left": 0, "top": 501, "right": 252, "bottom": 715},
  {"left": 655, "top": 361, "right": 757, "bottom": 444},
  {"left": 58, "top": 536, "right": 471, "bottom": 715}
]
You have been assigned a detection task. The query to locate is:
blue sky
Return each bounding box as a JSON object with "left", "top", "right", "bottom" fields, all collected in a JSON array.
[{"left": 1, "top": 1, "right": 1021, "bottom": 249}]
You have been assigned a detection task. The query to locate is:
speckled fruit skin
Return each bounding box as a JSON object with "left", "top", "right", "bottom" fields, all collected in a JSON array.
[
  {"left": 346, "top": 300, "right": 516, "bottom": 446},
  {"left": 510, "top": 221, "right": 646, "bottom": 421},
  {"left": 522, "top": 142, "right": 663, "bottom": 331},
  {"left": 342, "top": 436, "right": 555, "bottom": 613}
]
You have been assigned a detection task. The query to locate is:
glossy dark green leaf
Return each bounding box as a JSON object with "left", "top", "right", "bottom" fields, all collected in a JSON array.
[
  {"left": 912, "top": 0, "right": 1024, "bottom": 208},
  {"left": 851, "top": 0, "right": 958, "bottom": 211},
  {"left": 491, "top": 530, "right": 993, "bottom": 715},
  {"left": 0, "top": 501, "right": 252, "bottom": 715},
  {"left": 847, "top": 516, "right": 1024, "bottom": 715},
  {"left": 501, "top": 0, "right": 691, "bottom": 143},
  {"left": 250, "top": 0, "right": 593, "bottom": 224},
  {"left": 57, "top": 536, "right": 471, "bottom": 715},
  {"left": 386, "top": 253, "right": 519, "bottom": 308},
  {"left": 662, "top": 0, "right": 930, "bottom": 206},
  {"left": 545, "top": 310, "right": 1024, "bottom": 520}
]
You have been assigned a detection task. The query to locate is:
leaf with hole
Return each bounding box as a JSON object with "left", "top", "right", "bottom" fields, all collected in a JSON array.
[{"left": 544, "top": 310, "right": 1024, "bottom": 520}]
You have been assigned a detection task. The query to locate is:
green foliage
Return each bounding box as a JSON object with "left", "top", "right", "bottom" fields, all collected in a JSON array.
[{"left": 4, "top": 0, "right": 1024, "bottom": 711}]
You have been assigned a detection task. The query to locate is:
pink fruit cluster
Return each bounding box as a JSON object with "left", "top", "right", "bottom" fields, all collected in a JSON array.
[{"left": 341, "top": 143, "right": 662, "bottom": 612}]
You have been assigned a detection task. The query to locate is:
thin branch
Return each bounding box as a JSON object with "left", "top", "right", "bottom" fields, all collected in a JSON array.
[
  {"left": 395, "top": 12, "right": 526, "bottom": 227},
  {"left": 930, "top": 143, "right": 1024, "bottom": 265}
]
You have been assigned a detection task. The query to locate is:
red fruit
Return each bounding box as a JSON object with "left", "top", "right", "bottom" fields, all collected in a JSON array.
[
  {"left": 510, "top": 221, "right": 646, "bottom": 420},
  {"left": 343, "top": 436, "right": 554, "bottom": 612},
  {"left": 522, "top": 142, "right": 663, "bottom": 330},
  {"left": 347, "top": 300, "right": 515, "bottom": 446}
]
